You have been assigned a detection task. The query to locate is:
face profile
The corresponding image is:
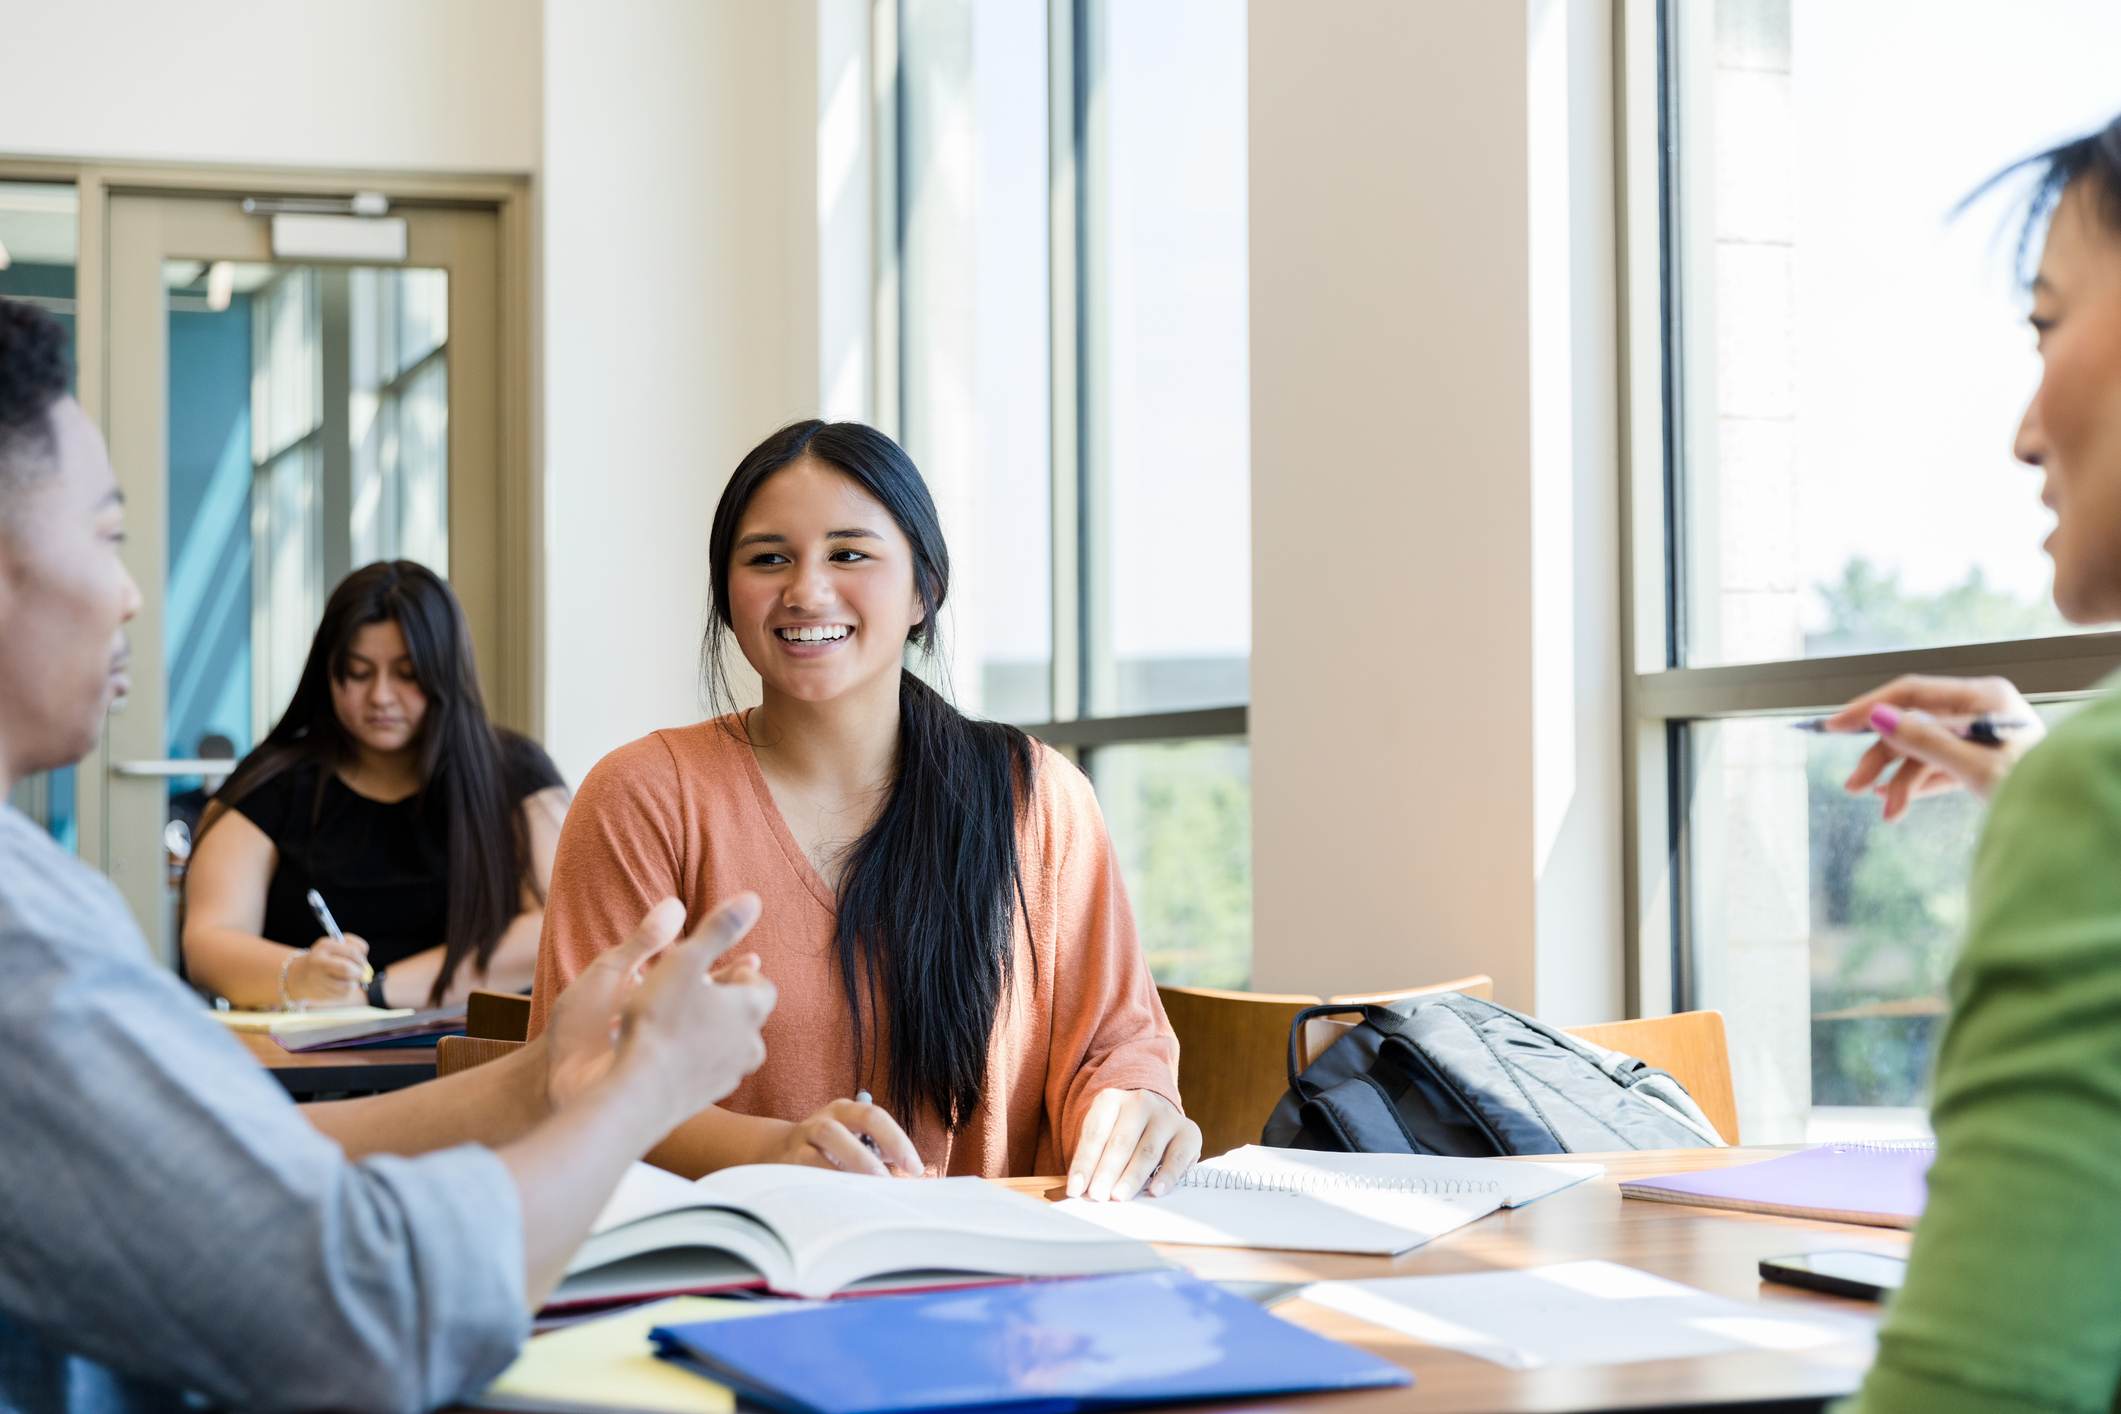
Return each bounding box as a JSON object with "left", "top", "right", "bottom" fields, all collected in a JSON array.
[
  {"left": 0, "top": 395, "right": 143, "bottom": 779},
  {"left": 2015, "top": 179, "right": 2121, "bottom": 625}
]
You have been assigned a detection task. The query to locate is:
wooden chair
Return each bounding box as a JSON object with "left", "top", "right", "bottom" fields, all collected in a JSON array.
[
  {"left": 1156, "top": 985, "right": 1321, "bottom": 1159},
  {"left": 1298, "top": 975, "right": 1495, "bottom": 1076},
  {"left": 466, "top": 989, "right": 532, "bottom": 1042},
  {"left": 437, "top": 1035, "right": 524, "bottom": 1079},
  {"left": 1297, "top": 1005, "right": 1742, "bottom": 1146},
  {"left": 1567, "top": 1011, "right": 1740, "bottom": 1145}
]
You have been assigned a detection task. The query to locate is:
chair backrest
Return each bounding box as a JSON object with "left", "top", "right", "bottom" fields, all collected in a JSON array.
[
  {"left": 1296, "top": 1004, "right": 1742, "bottom": 1146},
  {"left": 1299, "top": 976, "right": 1495, "bottom": 1074},
  {"left": 1566, "top": 1011, "right": 1739, "bottom": 1145},
  {"left": 1157, "top": 984, "right": 1320, "bottom": 1160},
  {"left": 437, "top": 1035, "right": 525, "bottom": 1079},
  {"left": 467, "top": 990, "right": 532, "bottom": 1042}
]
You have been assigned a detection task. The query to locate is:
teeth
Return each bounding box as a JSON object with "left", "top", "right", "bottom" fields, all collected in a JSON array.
[{"left": 779, "top": 625, "right": 850, "bottom": 643}]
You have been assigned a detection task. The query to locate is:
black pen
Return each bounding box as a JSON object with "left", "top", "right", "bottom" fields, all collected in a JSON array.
[{"left": 1790, "top": 714, "right": 2034, "bottom": 748}]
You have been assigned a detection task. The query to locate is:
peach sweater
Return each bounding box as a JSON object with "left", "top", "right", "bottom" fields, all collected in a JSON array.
[{"left": 527, "top": 715, "right": 1181, "bottom": 1176}]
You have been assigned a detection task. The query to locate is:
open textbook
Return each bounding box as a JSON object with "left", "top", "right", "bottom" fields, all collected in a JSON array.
[
  {"left": 556, "top": 1163, "right": 1160, "bottom": 1307},
  {"left": 1054, "top": 1145, "right": 1604, "bottom": 1255}
]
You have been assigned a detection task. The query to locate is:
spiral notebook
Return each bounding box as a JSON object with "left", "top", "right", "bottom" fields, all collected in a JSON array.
[
  {"left": 1052, "top": 1146, "right": 1603, "bottom": 1255},
  {"left": 1619, "top": 1141, "right": 1934, "bottom": 1229}
]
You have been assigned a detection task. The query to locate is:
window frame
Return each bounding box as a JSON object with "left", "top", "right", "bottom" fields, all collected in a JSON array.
[
  {"left": 877, "top": 1, "right": 1251, "bottom": 752},
  {"left": 877, "top": 0, "right": 1253, "bottom": 983},
  {"left": 1617, "top": 0, "right": 2121, "bottom": 1033}
]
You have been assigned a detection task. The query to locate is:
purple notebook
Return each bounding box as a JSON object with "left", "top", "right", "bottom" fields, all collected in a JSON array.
[{"left": 1619, "top": 1143, "right": 1934, "bottom": 1229}]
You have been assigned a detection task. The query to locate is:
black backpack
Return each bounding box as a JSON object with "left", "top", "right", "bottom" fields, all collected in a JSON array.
[{"left": 1264, "top": 992, "right": 1724, "bottom": 1155}]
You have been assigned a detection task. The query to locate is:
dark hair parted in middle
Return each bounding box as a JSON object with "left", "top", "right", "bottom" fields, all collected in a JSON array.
[
  {"left": 703, "top": 419, "right": 1037, "bottom": 1130},
  {"left": 199, "top": 561, "right": 535, "bottom": 1003}
]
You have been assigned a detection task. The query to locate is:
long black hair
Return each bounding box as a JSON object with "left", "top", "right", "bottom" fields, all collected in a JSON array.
[
  {"left": 197, "top": 561, "right": 532, "bottom": 1004},
  {"left": 704, "top": 420, "right": 1037, "bottom": 1129}
]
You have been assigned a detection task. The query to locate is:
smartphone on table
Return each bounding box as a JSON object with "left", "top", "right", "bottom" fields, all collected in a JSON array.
[{"left": 1759, "top": 1250, "right": 1907, "bottom": 1302}]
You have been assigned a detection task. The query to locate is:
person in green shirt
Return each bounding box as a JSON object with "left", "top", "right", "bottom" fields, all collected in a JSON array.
[{"left": 1819, "top": 115, "right": 2121, "bottom": 1412}]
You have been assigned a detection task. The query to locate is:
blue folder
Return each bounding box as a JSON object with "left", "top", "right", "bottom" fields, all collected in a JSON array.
[{"left": 649, "top": 1269, "right": 1410, "bottom": 1414}]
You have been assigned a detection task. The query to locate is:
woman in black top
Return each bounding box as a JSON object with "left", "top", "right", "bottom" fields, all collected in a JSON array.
[{"left": 183, "top": 562, "right": 569, "bottom": 1010}]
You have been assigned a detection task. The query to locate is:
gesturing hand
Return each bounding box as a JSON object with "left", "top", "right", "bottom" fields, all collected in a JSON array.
[
  {"left": 1821, "top": 674, "right": 2044, "bottom": 821},
  {"left": 1065, "top": 1089, "right": 1201, "bottom": 1202},
  {"left": 544, "top": 895, "right": 775, "bottom": 1118}
]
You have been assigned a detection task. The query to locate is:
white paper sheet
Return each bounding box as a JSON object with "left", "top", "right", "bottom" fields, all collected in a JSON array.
[
  {"left": 1204, "top": 1147, "right": 1605, "bottom": 1208},
  {"left": 1301, "top": 1261, "right": 1874, "bottom": 1369},
  {"left": 1054, "top": 1185, "right": 1502, "bottom": 1254}
]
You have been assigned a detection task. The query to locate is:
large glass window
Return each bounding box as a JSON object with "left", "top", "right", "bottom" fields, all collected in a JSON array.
[
  {"left": 896, "top": 1, "right": 1254, "bottom": 981},
  {"left": 1081, "top": 0, "right": 1250, "bottom": 717},
  {"left": 1645, "top": 0, "right": 2121, "bottom": 1141},
  {"left": 899, "top": 0, "right": 1053, "bottom": 726}
]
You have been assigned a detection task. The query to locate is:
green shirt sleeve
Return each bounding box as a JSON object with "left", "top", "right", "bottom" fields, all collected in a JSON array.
[{"left": 1846, "top": 693, "right": 2121, "bottom": 1414}]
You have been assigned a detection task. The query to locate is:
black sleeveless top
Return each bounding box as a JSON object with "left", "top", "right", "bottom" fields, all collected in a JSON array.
[{"left": 227, "top": 731, "right": 563, "bottom": 969}]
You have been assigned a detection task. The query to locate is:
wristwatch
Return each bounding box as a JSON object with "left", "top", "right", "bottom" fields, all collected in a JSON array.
[{"left": 366, "top": 968, "right": 390, "bottom": 1008}]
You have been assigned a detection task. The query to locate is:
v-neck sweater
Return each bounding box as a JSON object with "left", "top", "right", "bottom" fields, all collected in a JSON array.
[{"left": 526, "top": 715, "right": 1182, "bottom": 1177}]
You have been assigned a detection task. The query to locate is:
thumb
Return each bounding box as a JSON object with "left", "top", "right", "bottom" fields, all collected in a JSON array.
[
  {"left": 1874, "top": 705, "right": 1988, "bottom": 781},
  {"left": 612, "top": 898, "right": 687, "bottom": 979},
  {"left": 675, "top": 892, "right": 764, "bottom": 971}
]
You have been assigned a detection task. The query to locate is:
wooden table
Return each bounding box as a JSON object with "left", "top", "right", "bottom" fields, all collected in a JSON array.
[
  {"left": 1001, "top": 1148, "right": 1898, "bottom": 1413},
  {"left": 236, "top": 1029, "right": 438, "bottom": 1098}
]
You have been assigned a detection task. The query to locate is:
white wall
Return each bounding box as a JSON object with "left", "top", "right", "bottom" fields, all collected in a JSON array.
[
  {"left": 538, "top": 0, "right": 824, "bottom": 784},
  {"left": 0, "top": 0, "right": 539, "bottom": 172},
  {"left": 1248, "top": 0, "right": 1622, "bottom": 1019}
]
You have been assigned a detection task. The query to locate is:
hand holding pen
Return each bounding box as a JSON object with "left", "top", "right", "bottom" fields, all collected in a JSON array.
[
  {"left": 1807, "top": 674, "right": 2045, "bottom": 821},
  {"left": 291, "top": 888, "right": 375, "bottom": 1007}
]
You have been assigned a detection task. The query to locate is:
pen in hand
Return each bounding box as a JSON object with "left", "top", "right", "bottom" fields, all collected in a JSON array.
[
  {"left": 304, "top": 888, "right": 375, "bottom": 985},
  {"left": 854, "top": 1090, "right": 886, "bottom": 1166},
  {"left": 1791, "top": 714, "right": 2034, "bottom": 748}
]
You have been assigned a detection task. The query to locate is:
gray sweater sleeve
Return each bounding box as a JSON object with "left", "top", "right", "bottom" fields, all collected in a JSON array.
[{"left": 0, "top": 914, "right": 529, "bottom": 1413}]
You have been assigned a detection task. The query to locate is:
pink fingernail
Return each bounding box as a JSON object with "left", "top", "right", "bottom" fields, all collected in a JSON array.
[{"left": 1869, "top": 705, "right": 1901, "bottom": 735}]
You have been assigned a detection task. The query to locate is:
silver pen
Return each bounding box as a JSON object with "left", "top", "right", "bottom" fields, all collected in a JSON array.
[{"left": 305, "top": 888, "right": 375, "bottom": 984}]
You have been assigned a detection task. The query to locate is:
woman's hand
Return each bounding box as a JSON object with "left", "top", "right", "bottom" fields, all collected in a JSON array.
[
  {"left": 1822, "top": 674, "right": 2044, "bottom": 821},
  {"left": 760, "top": 1097, "right": 924, "bottom": 1177},
  {"left": 543, "top": 895, "right": 775, "bottom": 1119},
  {"left": 1066, "top": 1089, "right": 1201, "bottom": 1202},
  {"left": 285, "top": 933, "right": 371, "bottom": 1005}
]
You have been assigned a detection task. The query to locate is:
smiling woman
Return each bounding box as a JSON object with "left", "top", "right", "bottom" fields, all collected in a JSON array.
[{"left": 529, "top": 420, "right": 1200, "bottom": 1201}]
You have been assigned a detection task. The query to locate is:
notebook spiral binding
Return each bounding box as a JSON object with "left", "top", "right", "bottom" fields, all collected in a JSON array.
[
  {"left": 1827, "top": 1140, "right": 1936, "bottom": 1154},
  {"left": 1180, "top": 1167, "right": 1501, "bottom": 1197}
]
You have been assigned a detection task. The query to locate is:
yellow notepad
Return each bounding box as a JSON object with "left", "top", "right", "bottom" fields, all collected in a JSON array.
[
  {"left": 207, "top": 1005, "right": 412, "bottom": 1034},
  {"left": 475, "top": 1297, "right": 763, "bottom": 1413}
]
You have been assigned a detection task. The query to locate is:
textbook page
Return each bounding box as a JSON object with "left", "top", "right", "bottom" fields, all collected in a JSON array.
[{"left": 1301, "top": 1261, "right": 1875, "bottom": 1370}]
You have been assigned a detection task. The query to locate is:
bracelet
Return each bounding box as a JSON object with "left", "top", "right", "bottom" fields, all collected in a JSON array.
[
  {"left": 277, "top": 950, "right": 305, "bottom": 1012},
  {"left": 366, "top": 967, "right": 389, "bottom": 1009}
]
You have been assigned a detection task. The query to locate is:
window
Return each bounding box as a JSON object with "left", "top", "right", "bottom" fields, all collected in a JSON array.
[
  {"left": 244, "top": 264, "right": 453, "bottom": 730},
  {"left": 1636, "top": 0, "right": 2121, "bottom": 1140},
  {"left": 895, "top": 0, "right": 1253, "bottom": 984}
]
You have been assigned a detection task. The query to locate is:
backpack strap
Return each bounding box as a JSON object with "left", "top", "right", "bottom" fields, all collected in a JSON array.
[{"left": 1285, "top": 1002, "right": 1370, "bottom": 1096}]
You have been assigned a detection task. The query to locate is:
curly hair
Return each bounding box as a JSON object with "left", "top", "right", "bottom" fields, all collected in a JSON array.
[{"left": 0, "top": 296, "right": 73, "bottom": 496}]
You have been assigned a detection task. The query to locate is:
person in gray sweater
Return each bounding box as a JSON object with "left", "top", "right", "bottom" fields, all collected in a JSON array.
[{"left": 0, "top": 293, "right": 779, "bottom": 1413}]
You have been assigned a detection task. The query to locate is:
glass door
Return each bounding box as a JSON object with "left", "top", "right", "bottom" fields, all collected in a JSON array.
[{"left": 101, "top": 192, "right": 506, "bottom": 962}]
